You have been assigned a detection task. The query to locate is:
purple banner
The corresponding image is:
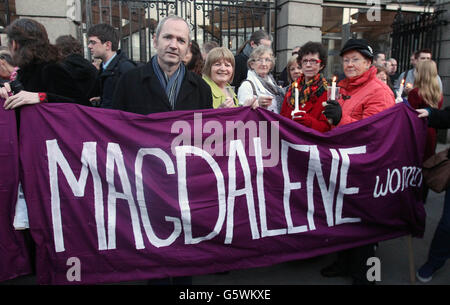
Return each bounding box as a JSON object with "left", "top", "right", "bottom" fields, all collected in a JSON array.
[
  {"left": 0, "top": 100, "right": 32, "bottom": 282},
  {"left": 17, "top": 102, "right": 426, "bottom": 284}
]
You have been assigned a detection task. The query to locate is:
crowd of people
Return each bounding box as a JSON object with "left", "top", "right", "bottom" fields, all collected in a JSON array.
[{"left": 0, "top": 16, "right": 448, "bottom": 285}]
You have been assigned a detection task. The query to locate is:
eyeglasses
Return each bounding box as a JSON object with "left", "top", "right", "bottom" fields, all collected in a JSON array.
[
  {"left": 342, "top": 58, "right": 363, "bottom": 65},
  {"left": 256, "top": 58, "right": 272, "bottom": 64},
  {"left": 301, "top": 59, "right": 321, "bottom": 65}
]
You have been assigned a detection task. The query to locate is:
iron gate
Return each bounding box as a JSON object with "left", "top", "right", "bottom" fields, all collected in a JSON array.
[
  {"left": 82, "top": 0, "right": 276, "bottom": 63},
  {"left": 391, "top": 8, "right": 448, "bottom": 73}
]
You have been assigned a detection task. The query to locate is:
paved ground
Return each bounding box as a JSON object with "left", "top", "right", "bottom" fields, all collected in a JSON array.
[{"left": 3, "top": 145, "right": 449, "bottom": 286}]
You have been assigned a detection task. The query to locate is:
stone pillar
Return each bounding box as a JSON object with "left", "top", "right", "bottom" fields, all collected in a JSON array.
[
  {"left": 275, "top": 0, "right": 323, "bottom": 73},
  {"left": 14, "top": 0, "right": 81, "bottom": 43}
]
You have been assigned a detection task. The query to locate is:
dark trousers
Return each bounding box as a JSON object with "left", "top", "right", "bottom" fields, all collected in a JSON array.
[
  {"left": 336, "top": 244, "right": 375, "bottom": 283},
  {"left": 426, "top": 187, "right": 450, "bottom": 270}
]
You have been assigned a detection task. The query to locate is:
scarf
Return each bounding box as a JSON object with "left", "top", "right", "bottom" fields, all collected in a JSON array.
[
  {"left": 286, "top": 73, "right": 328, "bottom": 108},
  {"left": 152, "top": 56, "right": 185, "bottom": 109}
]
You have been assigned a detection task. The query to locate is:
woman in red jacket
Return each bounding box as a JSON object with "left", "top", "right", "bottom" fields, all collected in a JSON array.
[
  {"left": 321, "top": 39, "right": 395, "bottom": 285},
  {"left": 280, "top": 42, "right": 331, "bottom": 132}
]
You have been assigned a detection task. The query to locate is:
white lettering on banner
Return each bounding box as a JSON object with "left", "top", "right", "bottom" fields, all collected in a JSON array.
[
  {"left": 46, "top": 138, "right": 420, "bottom": 252},
  {"left": 335, "top": 146, "right": 365, "bottom": 225},
  {"left": 47, "top": 140, "right": 106, "bottom": 253},
  {"left": 135, "top": 148, "right": 181, "bottom": 247},
  {"left": 106, "top": 143, "right": 144, "bottom": 250},
  {"left": 373, "top": 166, "right": 422, "bottom": 198},
  {"left": 176, "top": 145, "right": 226, "bottom": 244}
]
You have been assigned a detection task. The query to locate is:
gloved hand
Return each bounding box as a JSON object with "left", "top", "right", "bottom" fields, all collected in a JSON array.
[{"left": 323, "top": 100, "right": 342, "bottom": 126}]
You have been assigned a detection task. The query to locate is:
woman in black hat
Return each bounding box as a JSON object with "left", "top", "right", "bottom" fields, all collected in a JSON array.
[
  {"left": 323, "top": 38, "right": 395, "bottom": 126},
  {"left": 321, "top": 39, "right": 396, "bottom": 285}
]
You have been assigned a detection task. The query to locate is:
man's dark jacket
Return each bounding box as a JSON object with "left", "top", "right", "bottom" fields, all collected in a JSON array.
[
  {"left": 112, "top": 61, "right": 212, "bottom": 115},
  {"left": 231, "top": 52, "right": 249, "bottom": 92},
  {"left": 93, "top": 50, "right": 136, "bottom": 109}
]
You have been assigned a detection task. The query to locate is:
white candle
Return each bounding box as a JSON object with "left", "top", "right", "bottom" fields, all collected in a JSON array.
[
  {"left": 397, "top": 79, "right": 405, "bottom": 98},
  {"left": 294, "top": 83, "right": 299, "bottom": 110},
  {"left": 331, "top": 76, "right": 337, "bottom": 100}
]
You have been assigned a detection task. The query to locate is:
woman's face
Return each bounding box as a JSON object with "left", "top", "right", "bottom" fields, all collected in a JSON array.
[
  {"left": 210, "top": 59, "right": 233, "bottom": 86},
  {"left": 289, "top": 62, "right": 302, "bottom": 82},
  {"left": 250, "top": 52, "right": 273, "bottom": 77},
  {"left": 342, "top": 50, "right": 372, "bottom": 78},
  {"left": 376, "top": 71, "right": 388, "bottom": 84},
  {"left": 183, "top": 48, "right": 192, "bottom": 65},
  {"left": 300, "top": 52, "right": 323, "bottom": 81}
]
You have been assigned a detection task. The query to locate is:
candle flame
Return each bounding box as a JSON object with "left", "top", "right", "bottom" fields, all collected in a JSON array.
[
  {"left": 294, "top": 82, "right": 298, "bottom": 88},
  {"left": 332, "top": 76, "right": 337, "bottom": 82},
  {"left": 401, "top": 79, "right": 405, "bottom": 85}
]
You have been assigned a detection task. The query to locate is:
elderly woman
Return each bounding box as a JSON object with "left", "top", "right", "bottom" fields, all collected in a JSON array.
[
  {"left": 323, "top": 39, "right": 394, "bottom": 126},
  {"left": 280, "top": 42, "right": 330, "bottom": 132},
  {"left": 202, "top": 47, "right": 238, "bottom": 108},
  {"left": 321, "top": 39, "right": 395, "bottom": 285},
  {"left": 237, "top": 45, "right": 285, "bottom": 113},
  {"left": 0, "top": 18, "right": 89, "bottom": 110}
]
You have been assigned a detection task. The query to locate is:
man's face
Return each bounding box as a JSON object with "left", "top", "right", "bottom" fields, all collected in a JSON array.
[
  {"left": 154, "top": 19, "right": 190, "bottom": 68},
  {"left": 418, "top": 52, "right": 432, "bottom": 62},
  {"left": 88, "top": 36, "right": 108, "bottom": 60},
  {"left": 375, "top": 53, "right": 386, "bottom": 67},
  {"left": 258, "top": 38, "right": 272, "bottom": 48},
  {"left": 389, "top": 59, "right": 397, "bottom": 73}
]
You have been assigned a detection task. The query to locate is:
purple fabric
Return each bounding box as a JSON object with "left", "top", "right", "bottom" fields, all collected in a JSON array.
[
  {"left": 17, "top": 102, "right": 426, "bottom": 284},
  {"left": 0, "top": 101, "right": 31, "bottom": 282}
]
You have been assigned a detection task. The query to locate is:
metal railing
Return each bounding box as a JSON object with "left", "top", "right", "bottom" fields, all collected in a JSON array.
[{"left": 82, "top": 0, "right": 276, "bottom": 63}]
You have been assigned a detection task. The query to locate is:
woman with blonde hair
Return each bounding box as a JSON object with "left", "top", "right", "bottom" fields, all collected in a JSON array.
[
  {"left": 408, "top": 60, "right": 443, "bottom": 201},
  {"left": 286, "top": 54, "right": 302, "bottom": 85},
  {"left": 202, "top": 47, "right": 238, "bottom": 108}
]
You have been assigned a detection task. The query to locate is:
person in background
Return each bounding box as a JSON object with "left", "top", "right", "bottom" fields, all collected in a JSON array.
[
  {"left": 278, "top": 46, "right": 301, "bottom": 86},
  {"left": 202, "top": 47, "right": 238, "bottom": 109},
  {"left": 285, "top": 53, "right": 302, "bottom": 85},
  {"left": 373, "top": 51, "right": 386, "bottom": 67},
  {"left": 321, "top": 38, "right": 395, "bottom": 285},
  {"left": 0, "top": 49, "right": 18, "bottom": 83},
  {"left": 415, "top": 106, "right": 450, "bottom": 283},
  {"left": 280, "top": 41, "right": 330, "bottom": 132},
  {"left": 55, "top": 35, "right": 98, "bottom": 102},
  {"left": 232, "top": 30, "right": 272, "bottom": 91},
  {"left": 408, "top": 60, "right": 443, "bottom": 202},
  {"left": 237, "top": 45, "right": 284, "bottom": 113},
  {"left": 183, "top": 40, "right": 203, "bottom": 75},
  {"left": 387, "top": 58, "right": 399, "bottom": 85},
  {"left": 201, "top": 41, "right": 219, "bottom": 61},
  {"left": 0, "top": 18, "right": 90, "bottom": 110},
  {"left": 87, "top": 23, "right": 136, "bottom": 108},
  {"left": 376, "top": 65, "right": 395, "bottom": 95}
]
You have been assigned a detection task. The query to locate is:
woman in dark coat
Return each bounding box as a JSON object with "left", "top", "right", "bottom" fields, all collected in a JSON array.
[
  {"left": 0, "top": 18, "right": 90, "bottom": 109},
  {"left": 416, "top": 105, "right": 450, "bottom": 283}
]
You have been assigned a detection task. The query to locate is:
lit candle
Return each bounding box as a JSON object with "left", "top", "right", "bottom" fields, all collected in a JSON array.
[
  {"left": 331, "top": 76, "right": 337, "bottom": 100},
  {"left": 291, "top": 82, "right": 300, "bottom": 118},
  {"left": 397, "top": 79, "right": 405, "bottom": 98}
]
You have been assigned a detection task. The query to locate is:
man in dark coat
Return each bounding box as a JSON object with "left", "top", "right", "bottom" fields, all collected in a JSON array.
[
  {"left": 88, "top": 23, "right": 136, "bottom": 108},
  {"left": 231, "top": 30, "right": 272, "bottom": 92},
  {"left": 112, "top": 15, "right": 212, "bottom": 285},
  {"left": 112, "top": 16, "right": 212, "bottom": 115}
]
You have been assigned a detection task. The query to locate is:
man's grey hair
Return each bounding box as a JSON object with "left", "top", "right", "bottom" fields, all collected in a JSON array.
[{"left": 155, "top": 15, "right": 192, "bottom": 42}]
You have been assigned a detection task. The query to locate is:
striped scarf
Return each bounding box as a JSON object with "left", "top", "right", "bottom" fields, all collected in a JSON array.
[
  {"left": 152, "top": 56, "right": 185, "bottom": 109},
  {"left": 287, "top": 73, "right": 328, "bottom": 108}
]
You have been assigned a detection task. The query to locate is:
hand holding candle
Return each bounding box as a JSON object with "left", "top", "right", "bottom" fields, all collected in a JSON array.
[{"left": 397, "top": 79, "right": 405, "bottom": 98}]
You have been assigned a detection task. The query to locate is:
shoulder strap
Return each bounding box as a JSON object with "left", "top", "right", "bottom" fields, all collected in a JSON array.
[{"left": 242, "top": 79, "right": 257, "bottom": 96}]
